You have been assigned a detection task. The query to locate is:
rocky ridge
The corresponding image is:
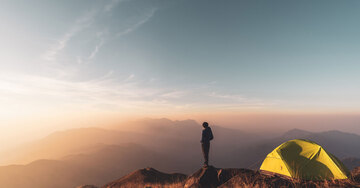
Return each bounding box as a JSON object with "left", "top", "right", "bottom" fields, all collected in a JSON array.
[{"left": 79, "top": 166, "right": 360, "bottom": 188}]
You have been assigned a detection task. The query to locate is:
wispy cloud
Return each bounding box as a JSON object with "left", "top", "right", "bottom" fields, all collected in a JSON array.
[
  {"left": 208, "top": 92, "right": 247, "bottom": 102},
  {"left": 42, "top": 0, "right": 151, "bottom": 67},
  {"left": 0, "top": 70, "right": 279, "bottom": 117},
  {"left": 0, "top": 71, "right": 179, "bottom": 112},
  {"left": 207, "top": 92, "right": 275, "bottom": 107},
  {"left": 0, "top": 72, "right": 146, "bottom": 105},
  {"left": 124, "top": 74, "right": 135, "bottom": 82},
  {"left": 42, "top": 11, "right": 96, "bottom": 62},
  {"left": 104, "top": 0, "right": 124, "bottom": 12},
  {"left": 160, "top": 91, "right": 188, "bottom": 99},
  {"left": 89, "top": 39, "right": 104, "bottom": 59},
  {"left": 116, "top": 8, "right": 157, "bottom": 37},
  {"left": 16, "top": 2, "right": 275, "bottom": 114}
]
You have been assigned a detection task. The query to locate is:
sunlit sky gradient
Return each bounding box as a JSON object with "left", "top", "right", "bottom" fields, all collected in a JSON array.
[{"left": 1, "top": 0, "right": 360, "bottom": 147}]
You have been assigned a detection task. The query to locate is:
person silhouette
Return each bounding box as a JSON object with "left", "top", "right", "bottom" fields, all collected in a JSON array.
[{"left": 201, "top": 122, "right": 213, "bottom": 167}]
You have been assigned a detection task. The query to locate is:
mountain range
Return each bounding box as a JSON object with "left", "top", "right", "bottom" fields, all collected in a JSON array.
[{"left": 0, "top": 118, "right": 360, "bottom": 187}]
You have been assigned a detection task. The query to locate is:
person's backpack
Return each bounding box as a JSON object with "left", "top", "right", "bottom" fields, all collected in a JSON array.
[{"left": 209, "top": 128, "right": 214, "bottom": 140}]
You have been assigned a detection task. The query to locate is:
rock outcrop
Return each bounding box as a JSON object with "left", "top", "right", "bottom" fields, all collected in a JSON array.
[
  {"left": 184, "top": 166, "right": 296, "bottom": 188},
  {"left": 102, "top": 167, "right": 187, "bottom": 188},
  {"left": 95, "top": 166, "right": 360, "bottom": 187},
  {"left": 184, "top": 166, "right": 220, "bottom": 188},
  {"left": 352, "top": 167, "right": 360, "bottom": 183}
]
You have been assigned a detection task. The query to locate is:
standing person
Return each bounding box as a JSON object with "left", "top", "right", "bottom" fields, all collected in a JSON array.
[{"left": 201, "top": 122, "right": 214, "bottom": 167}]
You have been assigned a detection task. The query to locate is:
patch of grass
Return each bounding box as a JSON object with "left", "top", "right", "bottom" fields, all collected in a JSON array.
[{"left": 105, "top": 181, "right": 185, "bottom": 188}]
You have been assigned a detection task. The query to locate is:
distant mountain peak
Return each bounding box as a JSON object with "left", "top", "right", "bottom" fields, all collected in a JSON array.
[
  {"left": 323, "top": 129, "right": 351, "bottom": 135},
  {"left": 283, "top": 128, "right": 312, "bottom": 136}
]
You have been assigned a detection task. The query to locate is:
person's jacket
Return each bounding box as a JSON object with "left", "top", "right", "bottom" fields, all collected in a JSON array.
[{"left": 201, "top": 126, "right": 214, "bottom": 143}]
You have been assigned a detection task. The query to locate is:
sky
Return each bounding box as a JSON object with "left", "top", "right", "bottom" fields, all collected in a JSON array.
[{"left": 0, "top": 0, "right": 360, "bottom": 147}]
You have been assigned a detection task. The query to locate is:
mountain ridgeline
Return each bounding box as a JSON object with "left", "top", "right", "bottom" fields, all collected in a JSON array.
[
  {"left": 82, "top": 166, "right": 360, "bottom": 188},
  {"left": 1, "top": 119, "right": 360, "bottom": 187}
]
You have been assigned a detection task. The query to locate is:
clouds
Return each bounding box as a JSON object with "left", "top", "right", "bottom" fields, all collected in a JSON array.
[
  {"left": 0, "top": 68, "right": 276, "bottom": 118},
  {"left": 6, "top": 0, "right": 354, "bottom": 118},
  {"left": 89, "top": 39, "right": 104, "bottom": 59},
  {"left": 0, "top": 71, "right": 167, "bottom": 109},
  {"left": 40, "top": 0, "right": 158, "bottom": 80},
  {"left": 1, "top": 0, "right": 169, "bottom": 115},
  {"left": 42, "top": 10, "right": 96, "bottom": 62},
  {"left": 0, "top": 72, "right": 145, "bottom": 110},
  {"left": 206, "top": 92, "right": 275, "bottom": 109},
  {"left": 104, "top": 0, "right": 125, "bottom": 12},
  {"left": 116, "top": 8, "right": 157, "bottom": 37}
]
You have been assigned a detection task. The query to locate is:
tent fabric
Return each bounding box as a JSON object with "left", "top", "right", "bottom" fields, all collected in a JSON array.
[{"left": 260, "top": 139, "right": 350, "bottom": 180}]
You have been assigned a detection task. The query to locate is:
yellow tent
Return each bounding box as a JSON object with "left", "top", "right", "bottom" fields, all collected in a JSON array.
[{"left": 260, "top": 139, "right": 349, "bottom": 180}]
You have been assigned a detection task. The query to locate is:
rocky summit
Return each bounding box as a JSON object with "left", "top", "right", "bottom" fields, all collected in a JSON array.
[
  {"left": 101, "top": 167, "right": 187, "bottom": 188},
  {"left": 79, "top": 165, "right": 360, "bottom": 188}
]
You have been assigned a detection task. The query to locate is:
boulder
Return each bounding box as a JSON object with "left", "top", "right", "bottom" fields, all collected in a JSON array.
[{"left": 184, "top": 166, "right": 219, "bottom": 188}]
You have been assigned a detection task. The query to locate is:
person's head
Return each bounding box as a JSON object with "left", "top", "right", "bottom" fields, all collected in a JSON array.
[{"left": 202, "top": 122, "right": 209, "bottom": 128}]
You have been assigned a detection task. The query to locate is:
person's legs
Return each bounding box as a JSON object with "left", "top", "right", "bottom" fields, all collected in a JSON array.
[
  {"left": 205, "top": 142, "right": 210, "bottom": 165},
  {"left": 201, "top": 142, "right": 210, "bottom": 166}
]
